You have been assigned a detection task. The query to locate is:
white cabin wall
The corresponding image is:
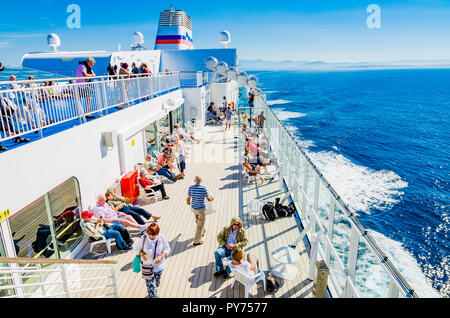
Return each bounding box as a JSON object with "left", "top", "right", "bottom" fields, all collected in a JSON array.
[
  {"left": 210, "top": 82, "right": 238, "bottom": 108},
  {"left": 182, "top": 87, "right": 207, "bottom": 124},
  {"left": 0, "top": 90, "right": 182, "bottom": 218}
]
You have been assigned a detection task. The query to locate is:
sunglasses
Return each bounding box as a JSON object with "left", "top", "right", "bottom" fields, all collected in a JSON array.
[{"left": 233, "top": 223, "right": 240, "bottom": 226}]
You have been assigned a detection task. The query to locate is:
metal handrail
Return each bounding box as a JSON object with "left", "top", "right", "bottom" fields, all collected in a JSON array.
[{"left": 0, "top": 72, "right": 178, "bottom": 86}]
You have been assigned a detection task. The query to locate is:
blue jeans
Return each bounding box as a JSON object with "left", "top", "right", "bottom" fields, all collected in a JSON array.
[
  {"left": 102, "top": 224, "right": 127, "bottom": 249},
  {"left": 120, "top": 206, "right": 152, "bottom": 225},
  {"left": 156, "top": 168, "right": 175, "bottom": 180},
  {"left": 214, "top": 246, "right": 233, "bottom": 272},
  {"left": 145, "top": 270, "right": 163, "bottom": 298}
]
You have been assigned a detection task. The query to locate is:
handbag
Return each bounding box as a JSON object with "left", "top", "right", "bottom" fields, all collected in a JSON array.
[
  {"left": 141, "top": 237, "right": 159, "bottom": 280},
  {"left": 133, "top": 235, "right": 147, "bottom": 274}
]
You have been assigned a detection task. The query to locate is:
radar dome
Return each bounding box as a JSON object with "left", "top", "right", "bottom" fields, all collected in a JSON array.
[
  {"left": 226, "top": 66, "right": 238, "bottom": 81},
  {"left": 247, "top": 75, "right": 258, "bottom": 89},
  {"left": 47, "top": 34, "right": 61, "bottom": 52},
  {"left": 219, "top": 31, "right": 231, "bottom": 48},
  {"left": 216, "top": 61, "right": 229, "bottom": 74},
  {"left": 237, "top": 71, "right": 248, "bottom": 85},
  {"left": 132, "top": 32, "right": 144, "bottom": 45},
  {"left": 204, "top": 56, "right": 218, "bottom": 70}
]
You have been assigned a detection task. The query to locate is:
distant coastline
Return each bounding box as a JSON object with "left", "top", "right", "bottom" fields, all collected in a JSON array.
[{"left": 239, "top": 59, "right": 450, "bottom": 71}]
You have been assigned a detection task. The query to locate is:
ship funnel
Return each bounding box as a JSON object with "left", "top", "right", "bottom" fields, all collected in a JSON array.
[
  {"left": 47, "top": 34, "right": 61, "bottom": 52},
  {"left": 155, "top": 6, "right": 193, "bottom": 50}
]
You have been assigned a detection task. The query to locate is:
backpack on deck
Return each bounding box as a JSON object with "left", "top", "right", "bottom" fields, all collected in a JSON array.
[
  {"left": 262, "top": 202, "right": 277, "bottom": 221},
  {"left": 274, "top": 198, "right": 296, "bottom": 217}
]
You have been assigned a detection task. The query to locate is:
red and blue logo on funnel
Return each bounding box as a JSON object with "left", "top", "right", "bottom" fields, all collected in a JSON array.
[{"left": 156, "top": 32, "right": 193, "bottom": 47}]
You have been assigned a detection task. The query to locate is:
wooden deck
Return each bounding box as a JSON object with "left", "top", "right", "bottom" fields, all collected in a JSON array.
[{"left": 78, "top": 124, "right": 313, "bottom": 298}]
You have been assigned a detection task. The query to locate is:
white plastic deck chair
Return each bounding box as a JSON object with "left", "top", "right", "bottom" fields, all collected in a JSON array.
[
  {"left": 247, "top": 199, "right": 265, "bottom": 222},
  {"left": 243, "top": 168, "right": 257, "bottom": 184},
  {"left": 229, "top": 265, "right": 266, "bottom": 298},
  {"left": 80, "top": 206, "right": 116, "bottom": 255},
  {"left": 137, "top": 177, "right": 162, "bottom": 203}
]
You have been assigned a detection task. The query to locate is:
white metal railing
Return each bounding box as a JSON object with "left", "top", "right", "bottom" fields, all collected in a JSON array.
[
  {"left": 179, "top": 71, "right": 209, "bottom": 88},
  {"left": 0, "top": 257, "right": 118, "bottom": 298},
  {"left": 0, "top": 73, "right": 180, "bottom": 143},
  {"left": 237, "top": 100, "right": 417, "bottom": 298}
]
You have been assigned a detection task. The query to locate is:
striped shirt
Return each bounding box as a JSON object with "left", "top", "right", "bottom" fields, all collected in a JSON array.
[{"left": 188, "top": 184, "right": 209, "bottom": 210}]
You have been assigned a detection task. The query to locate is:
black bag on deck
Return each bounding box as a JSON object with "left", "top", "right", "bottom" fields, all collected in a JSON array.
[
  {"left": 262, "top": 202, "right": 277, "bottom": 221},
  {"left": 266, "top": 272, "right": 280, "bottom": 293},
  {"left": 274, "top": 197, "right": 288, "bottom": 217}
]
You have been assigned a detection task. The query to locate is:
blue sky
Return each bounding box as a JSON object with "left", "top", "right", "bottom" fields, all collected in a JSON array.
[{"left": 1, "top": 0, "right": 450, "bottom": 66}]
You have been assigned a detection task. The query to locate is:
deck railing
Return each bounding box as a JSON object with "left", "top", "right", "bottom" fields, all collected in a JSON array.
[
  {"left": 0, "top": 73, "right": 181, "bottom": 144},
  {"left": 237, "top": 99, "right": 417, "bottom": 298},
  {"left": 179, "top": 71, "right": 209, "bottom": 88},
  {"left": 0, "top": 257, "right": 118, "bottom": 298}
]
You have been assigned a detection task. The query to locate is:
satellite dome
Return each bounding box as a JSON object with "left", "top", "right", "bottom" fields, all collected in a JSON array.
[
  {"left": 237, "top": 71, "right": 248, "bottom": 85},
  {"left": 0, "top": 62, "right": 4, "bottom": 72},
  {"left": 219, "top": 31, "right": 231, "bottom": 48},
  {"left": 47, "top": 33, "right": 61, "bottom": 52},
  {"left": 226, "top": 66, "right": 238, "bottom": 81},
  {"left": 216, "top": 61, "right": 229, "bottom": 74},
  {"left": 247, "top": 75, "right": 259, "bottom": 89},
  {"left": 132, "top": 32, "right": 144, "bottom": 45},
  {"left": 204, "top": 56, "right": 218, "bottom": 70}
]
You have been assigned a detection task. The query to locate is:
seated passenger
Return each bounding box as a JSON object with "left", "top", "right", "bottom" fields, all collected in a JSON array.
[
  {"left": 81, "top": 211, "right": 133, "bottom": 250},
  {"left": 91, "top": 194, "right": 141, "bottom": 229},
  {"left": 157, "top": 149, "right": 175, "bottom": 173},
  {"left": 207, "top": 102, "right": 220, "bottom": 122},
  {"left": 144, "top": 155, "right": 178, "bottom": 182},
  {"left": 242, "top": 157, "right": 265, "bottom": 184},
  {"left": 138, "top": 171, "right": 170, "bottom": 200},
  {"left": 226, "top": 247, "right": 260, "bottom": 277},
  {"left": 214, "top": 217, "right": 248, "bottom": 279},
  {"left": 106, "top": 191, "right": 160, "bottom": 225}
]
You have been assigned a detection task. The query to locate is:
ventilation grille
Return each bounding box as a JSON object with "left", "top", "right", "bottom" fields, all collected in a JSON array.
[{"left": 159, "top": 10, "right": 192, "bottom": 30}]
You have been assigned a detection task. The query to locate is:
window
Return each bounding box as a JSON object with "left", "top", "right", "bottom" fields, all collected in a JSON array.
[{"left": 8, "top": 177, "right": 82, "bottom": 260}]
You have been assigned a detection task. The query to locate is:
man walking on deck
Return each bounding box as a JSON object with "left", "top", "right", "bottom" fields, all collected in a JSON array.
[{"left": 187, "top": 176, "right": 214, "bottom": 247}]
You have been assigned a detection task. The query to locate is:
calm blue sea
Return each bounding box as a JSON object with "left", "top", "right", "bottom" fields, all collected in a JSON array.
[{"left": 251, "top": 69, "right": 449, "bottom": 297}]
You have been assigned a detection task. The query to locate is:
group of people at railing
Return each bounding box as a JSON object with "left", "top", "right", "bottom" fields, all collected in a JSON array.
[{"left": 0, "top": 57, "right": 180, "bottom": 152}]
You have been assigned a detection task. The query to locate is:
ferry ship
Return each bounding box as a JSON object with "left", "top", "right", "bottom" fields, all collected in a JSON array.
[{"left": 0, "top": 5, "right": 417, "bottom": 298}]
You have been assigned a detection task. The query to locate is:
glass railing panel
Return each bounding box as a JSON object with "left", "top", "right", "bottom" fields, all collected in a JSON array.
[
  {"left": 317, "top": 182, "right": 330, "bottom": 232},
  {"left": 331, "top": 204, "right": 351, "bottom": 269},
  {"left": 328, "top": 252, "right": 346, "bottom": 296},
  {"left": 354, "top": 239, "right": 391, "bottom": 298},
  {"left": 315, "top": 222, "right": 328, "bottom": 263}
]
